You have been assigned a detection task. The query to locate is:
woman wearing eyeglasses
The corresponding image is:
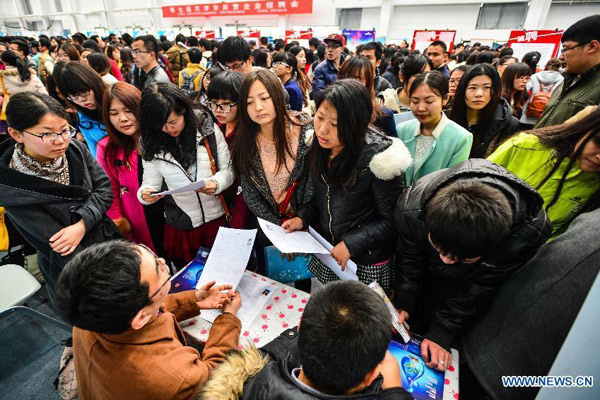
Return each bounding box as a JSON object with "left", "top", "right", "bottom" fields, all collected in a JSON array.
[
  {"left": 0, "top": 92, "right": 121, "bottom": 307},
  {"left": 271, "top": 52, "right": 304, "bottom": 112},
  {"left": 55, "top": 62, "right": 108, "bottom": 158},
  {"left": 138, "top": 83, "right": 234, "bottom": 264},
  {"left": 206, "top": 71, "right": 249, "bottom": 229}
]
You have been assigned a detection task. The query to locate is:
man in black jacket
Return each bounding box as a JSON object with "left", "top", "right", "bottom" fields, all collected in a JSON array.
[
  {"left": 199, "top": 281, "right": 413, "bottom": 400},
  {"left": 393, "top": 159, "right": 551, "bottom": 372}
]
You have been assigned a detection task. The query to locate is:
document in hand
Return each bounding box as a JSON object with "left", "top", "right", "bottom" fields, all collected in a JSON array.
[
  {"left": 151, "top": 179, "right": 206, "bottom": 196},
  {"left": 369, "top": 281, "right": 410, "bottom": 343},
  {"left": 309, "top": 227, "right": 359, "bottom": 281},
  {"left": 196, "top": 227, "right": 257, "bottom": 291}
]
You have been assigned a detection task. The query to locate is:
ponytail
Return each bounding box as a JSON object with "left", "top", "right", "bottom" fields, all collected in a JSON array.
[{"left": 0, "top": 50, "right": 31, "bottom": 82}]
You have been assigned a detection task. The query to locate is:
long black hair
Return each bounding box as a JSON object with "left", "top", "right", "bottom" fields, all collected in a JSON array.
[
  {"left": 399, "top": 54, "right": 434, "bottom": 89},
  {"left": 0, "top": 50, "right": 31, "bottom": 82},
  {"left": 531, "top": 107, "right": 600, "bottom": 215},
  {"left": 450, "top": 63, "right": 502, "bottom": 155},
  {"left": 6, "top": 92, "right": 69, "bottom": 131},
  {"left": 55, "top": 61, "right": 106, "bottom": 122},
  {"left": 140, "top": 83, "right": 199, "bottom": 170},
  {"left": 309, "top": 79, "right": 373, "bottom": 188},
  {"left": 501, "top": 62, "right": 531, "bottom": 117}
]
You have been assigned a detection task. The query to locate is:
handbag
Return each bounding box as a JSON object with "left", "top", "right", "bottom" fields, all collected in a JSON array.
[
  {"left": 0, "top": 207, "right": 9, "bottom": 252},
  {"left": 0, "top": 75, "right": 10, "bottom": 121},
  {"left": 202, "top": 137, "right": 231, "bottom": 221}
]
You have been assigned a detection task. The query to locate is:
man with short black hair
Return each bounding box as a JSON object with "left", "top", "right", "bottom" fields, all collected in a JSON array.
[
  {"left": 187, "top": 36, "right": 199, "bottom": 48},
  {"left": 426, "top": 40, "right": 449, "bottom": 78},
  {"left": 71, "top": 32, "right": 86, "bottom": 45},
  {"left": 259, "top": 36, "right": 269, "bottom": 49},
  {"left": 312, "top": 33, "right": 347, "bottom": 99},
  {"left": 56, "top": 240, "right": 242, "bottom": 400},
  {"left": 536, "top": 14, "right": 600, "bottom": 128},
  {"left": 200, "top": 281, "right": 413, "bottom": 399},
  {"left": 132, "top": 35, "right": 172, "bottom": 90},
  {"left": 166, "top": 33, "right": 190, "bottom": 85},
  {"left": 179, "top": 47, "right": 206, "bottom": 93},
  {"left": 198, "top": 38, "right": 213, "bottom": 69},
  {"left": 393, "top": 159, "right": 551, "bottom": 372},
  {"left": 308, "top": 37, "right": 321, "bottom": 53},
  {"left": 9, "top": 40, "right": 37, "bottom": 70},
  {"left": 358, "top": 41, "right": 393, "bottom": 93},
  {"left": 218, "top": 36, "right": 255, "bottom": 74}
]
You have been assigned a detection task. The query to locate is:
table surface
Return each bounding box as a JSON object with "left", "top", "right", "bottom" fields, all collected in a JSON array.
[{"left": 180, "top": 271, "right": 459, "bottom": 399}]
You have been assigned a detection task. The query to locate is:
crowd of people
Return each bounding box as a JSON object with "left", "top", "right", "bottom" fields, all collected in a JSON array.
[{"left": 0, "top": 13, "right": 599, "bottom": 400}]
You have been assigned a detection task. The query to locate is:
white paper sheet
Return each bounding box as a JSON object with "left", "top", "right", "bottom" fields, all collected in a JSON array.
[
  {"left": 196, "top": 227, "right": 257, "bottom": 291},
  {"left": 308, "top": 227, "right": 359, "bottom": 281},
  {"left": 257, "top": 218, "right": 330, "bottom": 254},
  {"left": 151, "top": 180, "right": 206, "bottom": 196},
  {"left": 199, "top": 273, "right": 275, "bottom": 330}
]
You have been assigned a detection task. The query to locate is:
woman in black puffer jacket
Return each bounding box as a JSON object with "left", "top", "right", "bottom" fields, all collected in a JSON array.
[{"left": 284, "top": 79, "right": 412, "bottom": 292}]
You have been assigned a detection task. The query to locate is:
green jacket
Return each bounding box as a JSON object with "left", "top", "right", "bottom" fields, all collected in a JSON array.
[
  {"left": 396, "top": 113, "right": 472, "bottom": 186},
  {"left": 488, "top": 133, "right": 600, "bottom": 238},
  {"left": 535, "top": 63, "right": 600, "bottom": 128}
]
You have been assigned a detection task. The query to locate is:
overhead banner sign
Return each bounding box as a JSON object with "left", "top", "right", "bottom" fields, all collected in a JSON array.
[
  {"left": 411, "top": 30, "right": 456, "bottom": 53},
  {"left": 508, "top": 30, "right": 563, "bottom": 69},
  {"left": 285, "top": 30, "right": 313, "bottom": 43},
  {"left": 162, "top": 0, "right": 313, "bottom": 18}
]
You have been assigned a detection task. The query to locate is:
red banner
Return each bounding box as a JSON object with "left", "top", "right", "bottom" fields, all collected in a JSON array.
[
  {"left": 237, "top": 29, "right": 261, "bottom": 38},
  {"left": 194, "top": 30, "right": 216, "bottom": 39},
  {"left": 162, "top": 0, "right": 313, "bottom": 18},
  {"left": 508, "top": 30, "right": 563, "bottom": 72},
  {"left": 411, "top": 30, "right": 456, "bottom": 53},
  {"left": 285, "top": 30, "right": 313, "bottom": 43}
]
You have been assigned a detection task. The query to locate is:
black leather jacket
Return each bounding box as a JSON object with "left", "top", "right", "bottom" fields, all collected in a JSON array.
[
  {"left": 393, "top": 159, "right": 552, "bottom": 350},
  {"left": 297, "top": 129, "right": 412, "bottom": 265}
]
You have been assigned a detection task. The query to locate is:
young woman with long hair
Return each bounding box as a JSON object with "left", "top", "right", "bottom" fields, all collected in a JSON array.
[
  {"left": 271, "top": 51, "right": 304, "bottom": 112},
  {"left": 119, "top": 47, "right": 134, "bottom": 84},
  {"left": 0, "top": 50, "right": 47, "bottom": 95},
  {"left": 396, "top": 71, "right": 472, "bottom": 185},
  {"left": 289, "top": 45, "right": 312, "bottom": 99},
  {"left": 0, "top": 92, "right": 120, "bottom": 306},
  {"left": 396, "top": 54, "right": 433, "bottom": 113},
  {"left": 57, "top": 43, "right": 80, "bottom": 62},
  {"left": 96, "top": 82, "right": 163, "bottom": 251},
  {"left": 446, "top": 65, "right": 469, "bottom": 110},
  {"left": 55, "top": 62, "right": 108, "bottom": 157},
  {"left": 450, "top": 63, "right": 519, "bottom": 157},
  {"left": 338, "top": 56, "right": 396, "bottom": 137},
  {"left": 489, "top": 107, "right": 600, "bottom": 239},
  {"left": 138, "top": 83, "right": 234, "bottom": 263},
  {"left": 501, "top": 62, "right": 531, "bottom": 118},
  {"left": 283, "top": 79, "right": 411, "bottom": 292},
  {"left": 496, "top": 55, "right": 517, "bottom": 78},
  {"left": 87, "top": 52, "right": 119, "bottom": 85}
]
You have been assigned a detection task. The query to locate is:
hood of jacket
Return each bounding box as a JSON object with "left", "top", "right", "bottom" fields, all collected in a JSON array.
[
  {"left": 0, "top": 66, "right": 35, "bottom": 87},
  {"left": 360, "top": 128, "right": 412, "bottom": 180},
  {"left": 0, "top": 138, "right": 90, "bottom": 207},
  {"left": 534, "top": 70, "right": 563, "bottom": 86}
]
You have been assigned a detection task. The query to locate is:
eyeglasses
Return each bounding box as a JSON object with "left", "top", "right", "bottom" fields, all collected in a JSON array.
[
  {"left": 225, "top": 61, "right": 246, "bottom": 71},
  {"left": 22, "top": 125, "right": 77, "bottom": 143},
  {"left": 326, "top": 44, "right": 342, "bottom": 49},
  {"left": 208, "top": 101, "right": 238, "bottom": 113},
  {"left": 272, "top": 61, "right": 290, "bottom": 68},
  {"left": 67, "top": 90, "right": 91, "bottom": 102},
  {"left": 138, "top": 244, "right": 171, "bottom": 303},
  {"left": 131, "top": 49, "right": 151, "bottom": 56},
  {"left": 560, "top": 42, "right": 590, "bottom": 54}
]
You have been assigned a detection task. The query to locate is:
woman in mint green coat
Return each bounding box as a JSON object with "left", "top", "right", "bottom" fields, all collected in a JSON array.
[{"left": 396, "top": 71, "right": 472, "bottom": 186}]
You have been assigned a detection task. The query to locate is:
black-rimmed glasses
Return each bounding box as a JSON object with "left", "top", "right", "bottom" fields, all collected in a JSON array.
[
  {"left": 561, "top": 42, "right": 590, "bottom": 54},
  {"left": 22, "top": 125, "right": 77, "bottom": 143},
  {"left": 208, "top": 101, "right": 238, "bottom": 113},
  {"left": 137, "top": 244, "right": 171, "bottom": 303}
]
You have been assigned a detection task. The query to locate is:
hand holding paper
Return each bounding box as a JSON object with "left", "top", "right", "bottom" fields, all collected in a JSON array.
[{"left": 151, "top": 180, "right": 206, "bottom": 196}]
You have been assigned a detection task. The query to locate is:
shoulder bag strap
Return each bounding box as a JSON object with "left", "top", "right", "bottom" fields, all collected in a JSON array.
[{"left": 203, "top": 137, "right": 231, "bottom": 221}]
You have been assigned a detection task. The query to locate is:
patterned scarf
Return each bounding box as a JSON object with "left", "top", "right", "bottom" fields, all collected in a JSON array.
[{"left": 9, "top": 143, "right": 70, "bottom": 186}]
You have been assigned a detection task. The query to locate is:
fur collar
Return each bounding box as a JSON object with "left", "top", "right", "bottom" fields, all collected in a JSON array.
[
  {"left": 199, "top": 345, "right": 268, "bottom": 400},
  {"left": 369, "top": 136, "right": 412, "bottom": 181}
]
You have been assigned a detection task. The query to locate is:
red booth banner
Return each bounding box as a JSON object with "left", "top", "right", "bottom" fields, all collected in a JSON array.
[
  {"left": 162, "top": 0, "right": 313, "bottom": 18},
  {"left": 194, "top": 30, "right": 216, "bottom": 39},
  {"left": 285, "top": 30, "right": 313, "bottom": 43},
  {"left": 237, "top": 29, "right": 261, "bottom": 38},
  {"left": 411, "top": 30, "right": 456, "bottom": 53},
  {"left": 508, "top": 30, "right": 563, "bottom": 69}
]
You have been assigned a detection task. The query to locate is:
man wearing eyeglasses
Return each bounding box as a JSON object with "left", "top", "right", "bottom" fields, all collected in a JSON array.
[
  {"left": 132, "top": 35, "right": 172, "bottom": 91},
  {"left": 535, "top": 15, "right": 600, "bottom": 128},
  {"left": 218, "top": 36, "right": 257, "bottom": 75},
  {"left": 312, "top": 33, "right": 347, "bottom": 100},
  {"left": 55, "top": 241, "right": 242, "bottom": 400}
]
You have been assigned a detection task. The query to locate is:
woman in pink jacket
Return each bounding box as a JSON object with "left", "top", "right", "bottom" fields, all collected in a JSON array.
[{"left": 96, "top": 82, "right": 163, "bottom": 251}]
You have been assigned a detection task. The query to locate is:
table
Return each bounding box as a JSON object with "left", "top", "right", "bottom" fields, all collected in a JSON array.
[{"left": 180, "top": 271, "right": 310, "bottom": 349}]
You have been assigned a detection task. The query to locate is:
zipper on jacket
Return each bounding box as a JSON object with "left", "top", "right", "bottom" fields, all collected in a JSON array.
[
  {"left": 249, "top": 174, "right": 279, "bottom": 215},
  {"left": 321, "top": 174, "right": 335, "bottom": 243}
]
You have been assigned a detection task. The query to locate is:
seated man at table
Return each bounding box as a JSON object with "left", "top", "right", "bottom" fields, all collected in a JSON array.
[
  {"left": 55, "top": 240, "right": 242, "bottom": 400},
  {"left": 199, "top": 281, "right": 413, "bottom": 399}
]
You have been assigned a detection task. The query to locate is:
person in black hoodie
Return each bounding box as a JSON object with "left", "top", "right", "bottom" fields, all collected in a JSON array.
[
  {"left": 198, "top": 281, "right": 414, "bottom": 400},
  {"left": 450, "top": 63, "right": 519, "bottom": 157},
  {"left": 284, "top": 79, "right": 412, "bottom": 292},
  {"left": 0, "top": 92, "right": 120, "bottom": 306},
  {"left": 393, "top": 159, "right": 551, "bottom": 372}
]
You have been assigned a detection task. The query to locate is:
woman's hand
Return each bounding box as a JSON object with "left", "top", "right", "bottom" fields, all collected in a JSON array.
[
  {"left": 49, "top": 220, "right": 86, "bottom": 256},
  {"left": 331, "top": 241, "right": 351, "bottom": 270},
  {"left": 195, "top": 281, "right": 235, "bottom": 310},
  {"left": 281, "top": 217, "right": 304, "bottom": 233},
  {"left": 141, "top": 188, "right": 163, "bottom": 204},
  {"left": 197, "top": 180, "right": 218, "bottom": 196}
]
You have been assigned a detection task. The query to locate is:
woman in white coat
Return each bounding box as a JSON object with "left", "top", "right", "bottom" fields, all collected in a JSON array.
[
  {"left": 137, "top": 83, "right": 234, "bottom": 262},
  {"left": 0, "top": 50, "right": 47, "bottom": 95}
]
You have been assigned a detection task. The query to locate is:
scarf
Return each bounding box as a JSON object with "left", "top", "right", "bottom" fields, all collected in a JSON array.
[{"left": 9, "top": 143, "right": 70, "bottom": 186}]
